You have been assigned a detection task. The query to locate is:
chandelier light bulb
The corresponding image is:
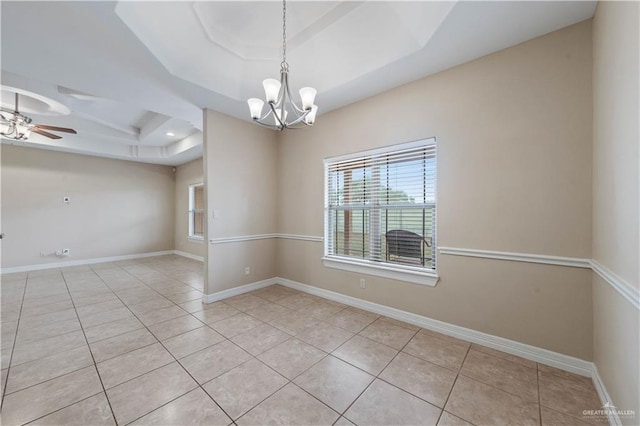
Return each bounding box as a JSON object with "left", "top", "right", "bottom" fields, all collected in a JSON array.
[
  {"left": 304, "top": 105, "right": 318, "bottom": 125},
  {"left": 274, "top": 109, "right": 288, "bottom": 126},
  {"left": 299, "top": 87, "right": 317, "bottom": 111},
  {"left": 262, "top": 79, "right": 281, "bottom": 104},
  {"left": 247, "top": 98, "right": 265, "bottom": 119}
]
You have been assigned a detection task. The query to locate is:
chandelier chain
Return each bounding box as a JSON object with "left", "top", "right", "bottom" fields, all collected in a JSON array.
[{"left": 281, "top": 0, "right": 288, "bottom": 71}]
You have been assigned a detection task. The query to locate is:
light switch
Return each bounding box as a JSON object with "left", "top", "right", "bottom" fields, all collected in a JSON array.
[
  {"left": 213, "top": 210, "right": 220, "bottom": 219},
  {"left": 63, "top": 197, "right": 70, "bottom": 204}
]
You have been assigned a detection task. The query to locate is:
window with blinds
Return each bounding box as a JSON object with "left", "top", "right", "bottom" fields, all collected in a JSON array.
[
  {"left": 324, "top": 139, "right": 436, "bottom": 271},
  {"left": 188, "top": 183, "right": 204, "bottom": 240}
]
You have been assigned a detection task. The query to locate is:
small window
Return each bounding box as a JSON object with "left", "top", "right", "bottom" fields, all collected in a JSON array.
[
  {"left": 323, "top": 139, "right": 437, "bottom": 286},
  {"left": 188, "top": 183, "right": 204, "bottom": 240}
]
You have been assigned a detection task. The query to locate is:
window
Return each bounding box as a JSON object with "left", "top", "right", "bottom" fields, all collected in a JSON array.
[
  {"left": 188, "top": 183, "right": 204, "bottom": 241},
  {"left": 323, "top": 139, "right": 437, "bottom": 286}
]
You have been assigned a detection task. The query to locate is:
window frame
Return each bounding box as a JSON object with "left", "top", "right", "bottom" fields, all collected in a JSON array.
[
  {"left": 188, "top": 182, "right": 205, "bottom": 243},
  {"left": 322, "top": 138, "right": 439, "bottom": 286}
]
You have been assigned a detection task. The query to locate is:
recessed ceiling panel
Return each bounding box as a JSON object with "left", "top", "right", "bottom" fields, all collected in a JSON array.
[
  {"left": 193, "top": 1, "right": 346, "bottom": 60},
  {"left": 115, "top": 1, "right": 455, "bottom": 101}
]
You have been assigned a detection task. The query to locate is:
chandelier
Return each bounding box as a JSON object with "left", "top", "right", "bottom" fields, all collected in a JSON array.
[{"left": 247, "top": 0, "right": 318, "bottom": 130}]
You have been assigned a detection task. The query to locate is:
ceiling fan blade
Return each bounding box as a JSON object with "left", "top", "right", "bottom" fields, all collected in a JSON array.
[
  {"left": 35, "top": 124, "right": 77, "bottom": 134},
  {"left": 32, "top": 128, "right": 62, "bottom": 140}
]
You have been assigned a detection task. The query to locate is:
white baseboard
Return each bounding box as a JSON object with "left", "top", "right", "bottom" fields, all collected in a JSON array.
[
  {"left": 173, "top": 250, "right": 204, "bottom": 262},
  {"left": 275, "top": 276, "right": 594, "bottom": 377},
  {"left": 592, "top": 365, "right": 623, "bottom": 426},
  {"left": 0, "top": 250, "right": 176, "bottom": 274},
  {"left": 1, "top": 249, "right": 205, "bottom": 275},
  {"left": 202, "top": 278, "right": 278, "bottom": 303}
]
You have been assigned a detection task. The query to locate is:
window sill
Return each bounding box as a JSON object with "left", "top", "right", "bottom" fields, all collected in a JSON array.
[
  {"left": 188, "top": 237, "right": 204, "bottom": 244},
  {"left": 322, "top": 256, "right": 439, "bottom": 287}
]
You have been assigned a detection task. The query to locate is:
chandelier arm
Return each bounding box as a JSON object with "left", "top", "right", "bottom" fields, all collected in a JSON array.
[
  {"left": 285, "top": 111, "right": 311, "bottom": 127},
  {"left": 283, "top": 122, "right": 312, "bottom": 129},
  {"left": 281, "top": 71, "right": 308, "bottom": 115},
  {"left": 252, "top": 119, "right": 281, "bottom": 130},
  {"left": 284, "top": 78, "right": 305, "bottom": 114},
  {"left": 268, "top": 102, "right": 286, "bottom": 129}
]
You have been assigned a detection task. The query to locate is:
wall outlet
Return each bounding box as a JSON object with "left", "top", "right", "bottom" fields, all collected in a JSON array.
[
  {"left": 359, "top": 278, "right": 366, "bottom": 289},
  {"left": 55, "top": 249, "right": 70, "bottom": 257},
  {"left": 244, "top": 266, "right": 250, "bottom": 275},
  {"left": 40, "top": 251, "right": 45, "bottom": 257}
]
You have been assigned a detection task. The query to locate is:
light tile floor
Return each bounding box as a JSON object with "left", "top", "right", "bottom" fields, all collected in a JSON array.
[{"left": 0, "top": 255, "right": 603, "bottom": 425}]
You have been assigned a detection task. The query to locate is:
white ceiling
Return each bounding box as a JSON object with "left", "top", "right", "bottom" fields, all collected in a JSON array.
[{"left": 0, "top": 1, "right": 596, "bottom": 166}]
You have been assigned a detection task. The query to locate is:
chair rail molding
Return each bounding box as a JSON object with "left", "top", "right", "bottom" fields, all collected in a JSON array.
[
  {"left": 590, "top": 259, "right": 640, "bottom": 310},
  {"left": 209, "top": 233, "right": 322, "bottom": 244},
  {"left": 438, "top": 247, "right": 591, "bottom": 268},
  {"left": 440, "top": 247, "right": 639, "bottom": 311}
]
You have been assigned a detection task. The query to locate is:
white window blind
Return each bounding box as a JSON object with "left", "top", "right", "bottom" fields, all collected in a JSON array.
[
  {"left": 325, "top": 139, "right": 436, "bottom": 271},
  {"left": 188, "top": 183, "right": 204, "bottom": 239}
]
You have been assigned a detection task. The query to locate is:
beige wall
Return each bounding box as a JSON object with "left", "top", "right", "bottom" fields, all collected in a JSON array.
[
  {"left": 203, "top": 109, "right": 278, "bottom": 294},
  {"left": 174, "top": 157, "right": 205, "bottom": 259},
  {"left": 277, "top": 21, "right": 594, "bottom": 359},
  {"left": 592, "top": 1, "right": 640, "bottom": 422},
  {"left": 1, "top": 145, "right": 175, "bottom": 268}
]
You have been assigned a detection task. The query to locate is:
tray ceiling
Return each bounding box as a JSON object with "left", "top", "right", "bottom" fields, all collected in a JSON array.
[{"left": 0, "top": 1, "right": 596, "bottom": 165}]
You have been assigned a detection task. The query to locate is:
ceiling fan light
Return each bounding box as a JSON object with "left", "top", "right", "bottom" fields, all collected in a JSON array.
[
  {"left": 262, "top": 79, "right": 281, "bottom": 104},
  {"left": 299, "top": 87, "right": 317, "bottom": 111},
  {"left": 0, "top": 122, "right": 15, "bottom": 137},
  {"left": 304, "top": 105, "right": 318, "bottom": 125},
  {"left": 18, "top": 126, "right": 32, "bottom": 139},
  {"left": 247, "top": 98, "right": 264, "bottom": 119}
]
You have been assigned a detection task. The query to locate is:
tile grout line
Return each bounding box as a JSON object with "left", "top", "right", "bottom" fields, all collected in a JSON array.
[
  {"left": 6, "top": 260, "right": 595, "bottom": 426},
  {"left": 205, "top": 293, "right": 332, "bottom": 424},
  {"left": 60, "top": 267, "right": 119, "bottom": 426},
  {"left": 333, "top": 322, "right": 421, "bottom": 422},
  {"left": 0, "top": 273, "right": 28, "bottom": 413},
  {"left": 88, "top": 262, "right": 242, "bottom": 425},
  {"left": 221, "top": 293, "right": 339, "bottom": 423},
  {"left": 1, "top": 270, "right": 127, "bottom": 423},
  {"left": 206, "top": 293, "right": 338, "bottom": 425},
  {"left": 434, "top": 341, "right": 473, "bottom": 426},
  {"left": 88, "top": 264, "right": 206, "bottom": 425},
  {"left": 82, "top": 271, "right": 217, "bottom": 352},
  {"left": 537, "top": 362, "right": 543, "bottom": 426},
  {"left": 456, "top": 361, "right": 543, "bottom": 408}
]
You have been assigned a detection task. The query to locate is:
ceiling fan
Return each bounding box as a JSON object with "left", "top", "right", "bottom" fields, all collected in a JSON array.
[{"left": 0, "top": 93, "right": 76, "bottom": 140}]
